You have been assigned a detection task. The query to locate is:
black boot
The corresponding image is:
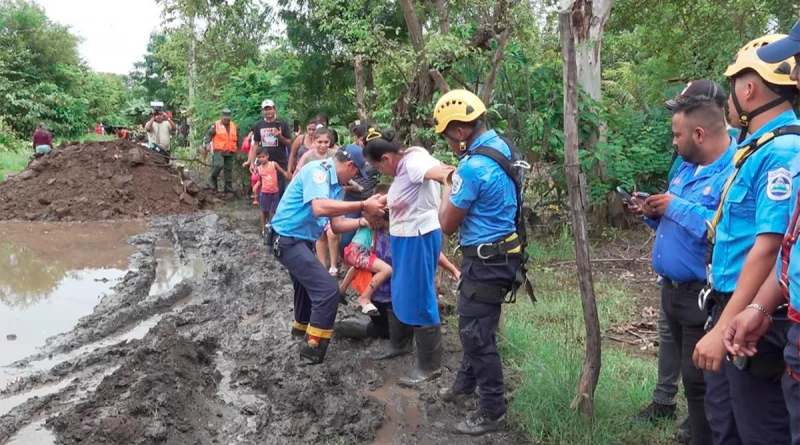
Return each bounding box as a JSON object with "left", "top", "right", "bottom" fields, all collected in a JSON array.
[
  {"left": 334, "top": 318, "right": 370, "bottom": 339},
  {"left": 223, "top": 181, "right": 234, "bottom": 193},
  {"left": 397, "top": 325, "right": 442, "bottom": 387},
  {"left": 452, "top": 411, "right": 507, "bottom": 436},
  {"left": 374, "top": 309, "right": 412, "bottom": 360},
  {"left": 207, "top": 179, "right": 218, "bottom": 192},
  {"left": 299, "top": 336, "right": 330, "bottom": 366},
  {"left": 637, "top": 401, "right": 677, "bottom": 422},
  {"left": 291, "top": 325, "right": 306, "bottom": 338},
  {"left": 438, "top": 385, "right": 476, "bottom": 404}
]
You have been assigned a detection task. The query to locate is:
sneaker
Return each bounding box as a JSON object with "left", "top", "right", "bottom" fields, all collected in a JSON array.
[
  {"left": 452, "top": 411, "right": 506, "bottom": 436},
  {"left": 637, "top": 402, "right": 677, "bottom": 422}
]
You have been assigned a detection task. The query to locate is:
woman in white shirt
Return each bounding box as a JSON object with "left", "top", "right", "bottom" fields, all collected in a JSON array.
[{"left": 364, "top": 128, "right": 455, "bottom": 387}]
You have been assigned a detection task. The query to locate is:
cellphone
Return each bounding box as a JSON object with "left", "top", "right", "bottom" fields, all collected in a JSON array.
[
  {"left": 347, "top": 179, "right": 364, "bottom": 192},
  {"left": 634, "top": 191, "right": 651, "bottom": 199},
  {"left": 616, "top": 186, "right": 633, "bottom": 202}
]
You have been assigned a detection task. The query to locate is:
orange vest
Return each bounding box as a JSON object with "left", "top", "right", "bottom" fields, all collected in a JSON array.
[{"left": 212, "top": 120, "right": 238, "bottom": 152}]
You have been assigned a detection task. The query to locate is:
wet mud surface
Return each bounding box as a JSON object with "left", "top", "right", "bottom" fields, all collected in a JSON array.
[{"left": 0, "top": 208, "right": 530, "bottom": 445}]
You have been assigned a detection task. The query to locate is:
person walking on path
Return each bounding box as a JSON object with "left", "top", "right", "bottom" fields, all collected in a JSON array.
[
  {"left": 145, "top": 109, "right": 176, "bottom": 157},
  {"left": 203, "top": 109, "right": 239, "bottom": 193},
  {"left": 248, "top": 100, "right": 293, "bottom": 199},
  {"left": 32, "top": 122, "right": 53, "bottom": 154},
  {"left": 288, "top": 119, "right": 318, "bottom": 176}
]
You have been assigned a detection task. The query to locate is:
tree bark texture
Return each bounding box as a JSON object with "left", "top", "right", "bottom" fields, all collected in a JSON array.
[
  {"left": 354, "top": 54, "right": 368, "bottom": 123},
  {"left": 436, "top": 0, "right": 450, "bottom": 35},
  {"left": 481, "top": 27, "right": 511, "bottom": 105},
  {"left": 559, "top": 7, "right": 602, "bottom": 419}
]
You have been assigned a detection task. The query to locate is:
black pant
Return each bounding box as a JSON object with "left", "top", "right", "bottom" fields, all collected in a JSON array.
[
  {"left": 661, "top": 283, "right": 712, "bottom": 445},
  {"left": 366, "top": 301, "right": 392, "bottom": 339}
]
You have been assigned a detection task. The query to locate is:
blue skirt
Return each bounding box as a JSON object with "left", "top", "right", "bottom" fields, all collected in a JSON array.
[{"left": 390, "top": 230, "right": 441, "bottom": 326}]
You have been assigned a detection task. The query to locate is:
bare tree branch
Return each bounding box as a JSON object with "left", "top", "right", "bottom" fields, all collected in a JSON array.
[
  {"left": 481, "top": 27, "right": 511, "bottom": 105},
  {"left": 398, "top": 0, "right": 425, "bottom": 53},
  {"left": 429, "top": 69, "right": 451, "bottom": 93}
]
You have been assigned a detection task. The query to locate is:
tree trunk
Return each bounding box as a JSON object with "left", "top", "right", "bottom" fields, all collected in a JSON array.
[
  {"left": 436, "top": 0, "right": 449, "bottom": 35},
  {"left": 187, "top": 14, "right": 197, "bottom": 144},
  {"left": 481, "top": 27, "right": 511, "bottom": 105},
  {"left": 354, "top": 54, "right": 368, "bottom": 123},
  {"left": 559, "top": 7, "right": 602, "bottom": 419},
  {"left": 365, "top": 62, "right": 376, "bottom": 120}
]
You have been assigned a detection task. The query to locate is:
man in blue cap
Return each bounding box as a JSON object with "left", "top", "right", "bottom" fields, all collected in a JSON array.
[{"left": 270, "top": 145, "right": 386, "bottom": 365}]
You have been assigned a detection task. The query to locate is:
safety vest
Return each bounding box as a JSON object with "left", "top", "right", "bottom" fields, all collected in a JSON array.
[{"left": 212, "top": 120, "right": 238, "bottom": 153}]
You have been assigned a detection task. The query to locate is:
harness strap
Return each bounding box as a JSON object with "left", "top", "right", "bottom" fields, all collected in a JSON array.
[{"left": 462, "top": 233, "right": 521, "bottom": 259}]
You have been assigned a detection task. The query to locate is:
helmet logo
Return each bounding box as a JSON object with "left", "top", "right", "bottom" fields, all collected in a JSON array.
[
  {"left": 465, "top": 105, "right": 474, "bottom": 114},
  {"left": 775, "top": 62, "right": 792, "bottom": 75}
]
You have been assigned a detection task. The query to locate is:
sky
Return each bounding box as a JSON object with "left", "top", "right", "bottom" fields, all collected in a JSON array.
[{"left": 34, "top": 0, "right": 162, "bottom": 75}]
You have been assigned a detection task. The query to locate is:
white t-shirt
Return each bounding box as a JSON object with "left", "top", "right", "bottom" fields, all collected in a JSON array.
[{"left": 387, "top": 147, "right": 442, "bottom": 237}]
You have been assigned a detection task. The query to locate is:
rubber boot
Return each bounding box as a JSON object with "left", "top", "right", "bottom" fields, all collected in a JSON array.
[
  {"left": 207, "top": 178, "right": 218, "bottom": 192},
  {"left": 299, "top": 336, "right": 330, "bottom": 366},
  {"left": 223, "top": 181, "right": 234, "bottom": 193},
  {"left": 291, "top": 325, "right": 306, "bottom": 338},
  {"left": 374, "top": 309, "right": 413, "bottom": 360},
  {"left": 397, "top": 325, "right": 443, "bottom": 388},
  {"left": 334, "top": 318, "right": 370, "bottom": 339}
]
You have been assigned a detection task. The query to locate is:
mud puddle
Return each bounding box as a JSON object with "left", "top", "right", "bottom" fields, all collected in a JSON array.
[
  {"left": 0, "top": 221, "right": 145, "bottom": 371},
  {"left": 5, "top": 420, "right": 54, "bottom": 445},
  {"left": 150, "top": 240, "right": 205, "bottom": 295},
  {"left": 367, "top": 365, "right": 429, "bottom": 445}
]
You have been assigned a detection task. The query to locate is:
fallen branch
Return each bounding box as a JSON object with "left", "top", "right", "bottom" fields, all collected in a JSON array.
[
  {"left": 604, "top": 334, "right": 641, "bottom": 346},
  {"left": 548, "top": 257, "right": 649, "bottom": 267}
]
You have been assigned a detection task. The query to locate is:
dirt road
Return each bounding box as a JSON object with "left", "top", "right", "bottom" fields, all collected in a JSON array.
[{"left": 0, "top": 207, "right": 529, "bottom": 444}]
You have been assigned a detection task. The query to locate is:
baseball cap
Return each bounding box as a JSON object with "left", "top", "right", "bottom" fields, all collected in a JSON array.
[
  {"left": 339, "top": 144, "right": 368, "bottom": 179},
  {"left": 758, "top": 19, "right": 800, "bottom": 63},
  {"left": 221, "top": 108, "right": 231, "bottom": 115},
  {"left": 261, "top": 99, "right": 275, "bottom": 109},
  {"left": 665, "top": 80, "right": 727, "bottom": 111}
]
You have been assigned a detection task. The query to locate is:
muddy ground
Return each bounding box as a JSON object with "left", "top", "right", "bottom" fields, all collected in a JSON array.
[{"left": 0, "top": 205, "right": 530, "bottom": 445}]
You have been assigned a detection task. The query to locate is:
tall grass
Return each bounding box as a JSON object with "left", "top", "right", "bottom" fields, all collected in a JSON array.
[
  {"left": 0, "top": 150, "right": 29, "bottom": 182},
  {"left": 500, "top": 231, "right": 675, "bottom": 444}
]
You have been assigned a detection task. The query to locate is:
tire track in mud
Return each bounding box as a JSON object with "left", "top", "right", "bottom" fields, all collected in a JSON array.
[{"left": 1, "top": 210, "right": 530, "bottom": 445}]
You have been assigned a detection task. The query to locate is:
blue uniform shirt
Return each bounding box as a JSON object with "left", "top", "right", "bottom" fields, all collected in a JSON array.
[
  {"left": 647, "top": 138, "right": 736, "bottom": 283},
  {"left": 775, "top": 117, "right": 800, "bottom": 311},
  {"left": 449, "top": 129, "right": 517, "bottom": 246},
  {"left": 272, "top": 159, "right": 343, "bottom": 242},
  {"left": 712, "top": 110, "right": 800, "bottom": 293}
]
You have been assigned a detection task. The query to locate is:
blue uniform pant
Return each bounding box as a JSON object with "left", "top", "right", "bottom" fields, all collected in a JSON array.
[
  {"left": 704, "top": 311, "right": 791, "bottom": 445},
  {"left": 453, "top": 257, "right": 519, "bottom": 417},
  {"left": 274, "top": 236, "right": 339, "bottom": 338},
  {"left": 783, "top": 323, "right": 800, "bottom": 445}
]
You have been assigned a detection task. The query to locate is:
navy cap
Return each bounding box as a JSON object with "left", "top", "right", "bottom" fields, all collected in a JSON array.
[
  {"left": 339, "top": 144, "right": 368, "bottom": 179},
  {"left": 665, "top": 80, "right": 727, "bottom": 111},
  {"left": 758, "top": 19, "right": 800, "bottom": 63}
]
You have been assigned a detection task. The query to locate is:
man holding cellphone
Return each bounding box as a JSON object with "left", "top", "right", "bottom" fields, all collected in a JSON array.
[{"left": 627, "top": 80, "right": 736, "bottom": 445}]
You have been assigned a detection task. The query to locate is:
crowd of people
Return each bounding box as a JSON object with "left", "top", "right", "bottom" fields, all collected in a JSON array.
[{"left": 624, "top": 26, "right": 800, "bottom": 445}]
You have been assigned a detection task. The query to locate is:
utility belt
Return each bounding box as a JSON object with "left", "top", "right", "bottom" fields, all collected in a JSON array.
[
  {"left": 662, "top": 278, "right": 706, "bottom": 291},
  {"left": 458, "top": 280, "right": 512, "bottom": 305},
  {"left": 461, "top": 233, "right": 522, "bottom": 260},
  {"left": 700, "top": 286, "right": 790, "bottom": 382}
]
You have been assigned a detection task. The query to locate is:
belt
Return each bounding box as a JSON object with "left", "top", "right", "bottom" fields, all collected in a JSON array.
[
  {"left": 710, "top": 290, "right": 733, "bottom": 309},
  {"left": 663, "top": 279, "right": 706, "bottom": 291},
  {"left": 462, "top": 235, "right": 521, "bottom": 259}
]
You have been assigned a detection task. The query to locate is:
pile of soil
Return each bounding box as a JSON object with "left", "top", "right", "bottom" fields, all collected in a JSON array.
[{"left": 0, "top": 140, "right": 208, "bottom": 221}]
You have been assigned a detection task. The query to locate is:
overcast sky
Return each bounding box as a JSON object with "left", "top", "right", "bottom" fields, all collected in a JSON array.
[{"left": 34, "top": 0, "right": 162, "bottom": 75}]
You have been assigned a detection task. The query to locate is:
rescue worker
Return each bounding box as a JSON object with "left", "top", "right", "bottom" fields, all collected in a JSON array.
[
  {"left": 269, "top": 145, "right": 385, "bottom": 365},
  {"left": 631, "top": 84, "right": 736, "bottom": 445},
  {"left": 435, "top": 89, "right": 518, "bottom": 436},
  {"left": 724, "top": 20, "right": 800, "bottom": 445},
  {"left": 203, "top": 109, "right": 238, "bottom": 193},
  {"left": 691, "top": 34, "right": 800, "bottom": 445}
]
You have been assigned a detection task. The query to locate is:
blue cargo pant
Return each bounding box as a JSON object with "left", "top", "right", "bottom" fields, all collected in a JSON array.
[
  {"left": 783, "top": 323, "right": 800, "bottom": 445},
  {"left": 704, "top": 307, "right": 791, "bottom": 445},
  {"left": 454, "top": 257, "right": 520, "bottom": 417},
  {"left": 274, "top": 235, "right": 339, "bottom": 340}
]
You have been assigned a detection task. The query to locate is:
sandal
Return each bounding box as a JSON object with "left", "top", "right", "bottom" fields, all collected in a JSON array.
[{"left": 360, "top": 303, "right": 379, "bottom": 317}]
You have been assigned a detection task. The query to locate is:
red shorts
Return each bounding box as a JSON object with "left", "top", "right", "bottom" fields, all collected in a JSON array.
[{"left": 344, "top": 244, "right": 376, "bottom": 270}]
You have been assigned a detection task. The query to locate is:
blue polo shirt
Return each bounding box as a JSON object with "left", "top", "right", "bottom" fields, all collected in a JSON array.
[
  {"left": 646, "top": 138, "right": 736, "bottom": 283},
  {"left": 449, "top": 130, "right": 517, "bottom": 246},
  {"left": 713, "top": 110, "right": 800, "bottom": 293},
  {"left": 773, "top": 116, "right": 800, "bottom": 311},
  {"left": 272, "top": 159, "right": 343, "bottom": 242}
]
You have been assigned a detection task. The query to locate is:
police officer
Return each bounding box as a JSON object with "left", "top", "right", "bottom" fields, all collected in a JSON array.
[
  {"left": 435, "top": 90, "right": 519, "bottom": 436},
  {"left": 724, "top": 21, "right": 800, "bottom": 445},
  {"left": 691, "top": 34, "right": 800, "bottom": 445},
  {"left": 270, "top": 145, "right": 385, "bottom": 365}
]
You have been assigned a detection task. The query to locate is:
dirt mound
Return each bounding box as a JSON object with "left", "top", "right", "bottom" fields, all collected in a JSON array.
[{"left": 0, "top": 140, "right": 208, "bottom": 221}]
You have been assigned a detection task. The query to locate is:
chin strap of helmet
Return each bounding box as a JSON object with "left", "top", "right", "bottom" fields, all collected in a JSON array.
[
  {"left": 729, "top": 77, "right": 789, "bottom": 144},
  {"left": 443, "top": 120, "right": 484, "bottom": 159}
]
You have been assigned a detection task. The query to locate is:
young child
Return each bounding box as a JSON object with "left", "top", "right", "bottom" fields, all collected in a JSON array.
[
  {"left": 253, "top": 148, "right": 285, "bottom": 234},
  {"left": 340, "top": 186, "right": 393, "bottom": 316}
]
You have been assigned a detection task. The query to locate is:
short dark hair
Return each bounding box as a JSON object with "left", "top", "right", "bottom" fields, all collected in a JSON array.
[
  {"left": 374, "top": 183, "right": 390, "bottom": 195},
  {"left": 316, "top": 113, "right": 329, "bottom": 125},
  {"left": 329, "top": 128, "right": 339, "bottom": 146},
  {"left": 256, "top": 147, "right": 269, "bottom": 156},
  {"left": 444, "top": 117, "right": 483, "bottom": 134},
  {"left": 364, "top": 129, "right": 400, "bottom": 162},
  {"left": 672, "top": 96, "right": 726, "bottom": 134}
]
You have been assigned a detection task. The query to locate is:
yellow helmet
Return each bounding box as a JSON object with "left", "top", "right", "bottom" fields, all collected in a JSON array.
[
  {"left": 724, "top": 34, "right": 796, "bottom": 86},
  {"left": 433, "top": 89, "right": 487, "bottom": 134}
]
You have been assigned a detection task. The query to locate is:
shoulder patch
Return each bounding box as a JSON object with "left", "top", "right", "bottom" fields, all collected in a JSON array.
[
  {"left": 451, "top": 172, "right": 463, "bottom": 195},
  {"left": 767, "top": 167, "right": 792, "bottom": 201},
  {"left": 313, "top": 169, "right": 327, "bottom": 185}
]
